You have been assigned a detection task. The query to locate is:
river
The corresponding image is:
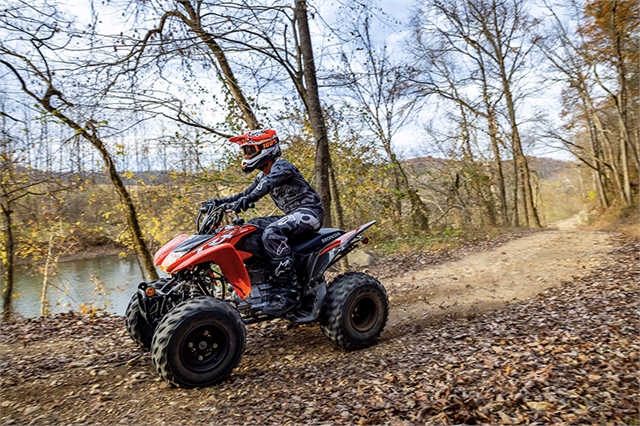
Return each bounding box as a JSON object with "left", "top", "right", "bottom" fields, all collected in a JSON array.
[{"left": 13, "top": 255, "right": 161, "bottom": 318}]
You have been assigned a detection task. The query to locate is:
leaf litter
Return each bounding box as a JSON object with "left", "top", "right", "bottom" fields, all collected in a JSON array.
[{"left": 0, "top": 230, "right": 637, "bottom": 425}]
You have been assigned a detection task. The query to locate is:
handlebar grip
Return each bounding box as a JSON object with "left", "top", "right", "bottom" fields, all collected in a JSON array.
[
  {"left": 200, "top": 201, "right": 214, "bottom": 213},
  {"left": 248, "top": 202, "right": 255, "bottom": 209}
]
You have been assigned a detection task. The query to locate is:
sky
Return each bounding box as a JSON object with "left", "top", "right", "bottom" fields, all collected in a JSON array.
[{"left": 5, "top": 0, "right": 575, "bottom": 171}]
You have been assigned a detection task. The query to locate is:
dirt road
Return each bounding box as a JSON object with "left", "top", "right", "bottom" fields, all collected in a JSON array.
[
  {"left": 386, "top": 228, "right": 613, "bottom": 332},
  {"left": 1, "top": 227, "right": 635, "bottom": 425}
]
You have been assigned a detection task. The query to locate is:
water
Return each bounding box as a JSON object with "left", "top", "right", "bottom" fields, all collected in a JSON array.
[{"left": 13, "top": 255, "right": 155, "bottom": 318}]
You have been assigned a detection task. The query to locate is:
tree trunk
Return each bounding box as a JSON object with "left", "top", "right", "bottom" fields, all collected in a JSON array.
[
  {"left": 177, "top": 0, "right": 260, "bottom": 129},
  {"left": 329, "top": 164, "right": 348, "bottom": 270},
  {"left": 392, "top": 166, "right": 403, "bottom": 221},
  {"left": 512, "top": 157, "right": 519, "bottom": 227},
  {"left": 386, "top": 146, "right": 429, "bottom": 231},
  {"left": 487, "top": 117, "right": 508, "bottom": 225},
  {"left": 619, "top": 128, "right": 632, "bottom": 205},
  {"left": 41, "top": 235, "right": 55, "bottom": 316},
  {"left": 1, "top": 201, "right": 14, "bottom": 320},
  {"left": 329, "top": 163, "right": 345, "bottom": 230},
  {"left": 295, "top": 0, "right": 332, "bottom": 227},
  {"left": 504, "top": 87, "right": 541, "bottom": 228},
  {"left": 39, "top": 92, "right": 159, "bottom": 281},
  {"left": 585, "top": 111, "right": 610, "bottom": 209}
]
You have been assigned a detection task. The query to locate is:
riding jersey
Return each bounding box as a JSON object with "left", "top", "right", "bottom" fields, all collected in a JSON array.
[{"left": 220, "top": 158, "right": 324, "bottom": 221}]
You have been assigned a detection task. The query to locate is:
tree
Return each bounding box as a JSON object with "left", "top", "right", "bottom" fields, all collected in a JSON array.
[
  {"left": 410, "top": 25, "right": 508, "bottom": 226},
  {"left": 0, "top": 97, "right": 80, "bottom": 318},
  {"left": 295, "top": 0, "right": 332, "bottom": 226},
  {"left": 122, "top": 0, "right": 335, "bottom": 225},
  {"left": 0, "top": 1, "right": 159, "bottom": 285},
  {"left": 411, "top": 0, "right": 542, "bottom": 227},
  {"left": 334, "top": 11, "right": 430, "bottom": 231},
  {"left": 581, "top": 0, "right": 639, "bottom": 205},
  {"left": 537, "top": 0, "right": 639, "bottom": 207}
]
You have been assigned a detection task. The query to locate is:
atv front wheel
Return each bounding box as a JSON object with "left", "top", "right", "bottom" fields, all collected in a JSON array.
[
  {"left": 151, "top": 296, "right": 246, "bottom": 388},
  {"left": 320, "top": 272, "right": 389, "bottom": 350},
  {"left": 125, "top": 278, "right": 169, "bottom": 351}
]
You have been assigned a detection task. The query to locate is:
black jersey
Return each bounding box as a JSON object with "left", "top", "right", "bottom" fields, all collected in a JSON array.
[{"left": 220, "top": 159, "right": 324, "bottom": 219}]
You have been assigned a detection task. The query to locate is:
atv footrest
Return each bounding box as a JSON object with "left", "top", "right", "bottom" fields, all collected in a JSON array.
[
  {"left": 286, "top": 282, "right": 326, "bottom": 324},
  {"left": 287, "top": 310, "right": 317, "bottom": 324}
]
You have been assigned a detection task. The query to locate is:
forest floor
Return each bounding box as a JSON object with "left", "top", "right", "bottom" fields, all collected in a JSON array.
[{"left": 1, "top": 223, "right": 638, "bottom": 425}]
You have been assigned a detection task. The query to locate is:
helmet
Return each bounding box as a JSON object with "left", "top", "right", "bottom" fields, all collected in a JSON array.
[{"left": 229, "top": 129, "right": 281, "bottom": 173}]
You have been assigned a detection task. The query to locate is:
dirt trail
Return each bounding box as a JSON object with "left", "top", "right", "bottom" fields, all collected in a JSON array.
[
  {"left": 0, "top": 226, "right": 621, "bottom": 426},
  {"left": 384, "top": 227, "right": 613, "bottom": 332}
]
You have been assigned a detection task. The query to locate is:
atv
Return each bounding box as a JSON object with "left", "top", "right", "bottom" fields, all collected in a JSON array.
[{"left": 125, "top": 202, "right": 389, "bottom": 388}]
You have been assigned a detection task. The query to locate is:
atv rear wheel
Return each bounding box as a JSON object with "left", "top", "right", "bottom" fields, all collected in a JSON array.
[
  {"left": 320, "top": 272, "right": 389, "bottom": 350},
  {"left": 151, "top": 296, "right": 246, "bottom": 388},
  {"left": 125, "top": 278, "right": 169, "bottom": 351}
]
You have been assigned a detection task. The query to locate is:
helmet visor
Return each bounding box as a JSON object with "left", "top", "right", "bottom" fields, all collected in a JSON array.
[
  {"left": 240, "top": 138, "right": 278, "bottom": 159},
  {"left": 241, "top": 143, "right": 261, "bottom": 159}
]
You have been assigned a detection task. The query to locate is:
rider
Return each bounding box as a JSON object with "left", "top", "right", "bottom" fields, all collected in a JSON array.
[{"left": 210, "top": 129, "right": 324, "bottom": 314}]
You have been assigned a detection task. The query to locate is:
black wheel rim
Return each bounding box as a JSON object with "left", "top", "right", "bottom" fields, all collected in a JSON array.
[
  {"left": 179, "top": 323, "right": 230, "bottom": 374},
  {"left": 350, "top": 295, "right": 378, "bottom": 333}
]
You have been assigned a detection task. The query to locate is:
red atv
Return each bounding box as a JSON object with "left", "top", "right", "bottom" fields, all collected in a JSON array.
[{"left": 125, "top": 202, "right": 389, "bottom": 388}]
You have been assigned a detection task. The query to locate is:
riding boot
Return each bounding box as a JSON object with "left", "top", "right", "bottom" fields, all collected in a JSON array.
[
  {"left": 272, "top": 256, "right": 295, "bottom": 282},
  {"left": 264, "top": 256, "right": 299, "bottom": 315}
]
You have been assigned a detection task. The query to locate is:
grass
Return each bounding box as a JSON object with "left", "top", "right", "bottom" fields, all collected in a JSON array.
[
  {"left": 586, "top": 203, "right": 640, "bottom": 238},
  {"left": 370, "top": 226, "right": 510, "bottom": 256}
]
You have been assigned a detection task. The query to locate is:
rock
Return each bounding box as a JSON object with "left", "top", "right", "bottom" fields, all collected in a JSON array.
[
  {"left": 131, "top": 372, "right": 146, "bottom": 380},
  {"left": 29, "top": 414, "right": 52, "bottom": 425},
  {"left": 23, "top": 406, "right": 40, "bottom": 416},
  {"left": 348, "top": 250, "right": 374, "bottom": 267}
]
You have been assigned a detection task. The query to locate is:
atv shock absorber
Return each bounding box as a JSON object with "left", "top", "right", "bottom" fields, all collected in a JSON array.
[{"left": 185, "top": 281, "right": 200, "bottom": 298}]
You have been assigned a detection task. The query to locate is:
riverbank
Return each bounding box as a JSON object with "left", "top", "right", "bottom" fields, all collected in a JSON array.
[{"left": 14, "top": 243, "right": 133, "bottom": 266}]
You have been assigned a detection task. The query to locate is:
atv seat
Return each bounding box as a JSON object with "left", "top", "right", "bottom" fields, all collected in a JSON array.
[{"left": 292, "top": 228, "right": 345, "bottom": 253}]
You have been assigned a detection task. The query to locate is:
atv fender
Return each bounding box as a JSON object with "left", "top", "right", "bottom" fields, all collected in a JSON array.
[
  {"left": 153, "top": 234, "right": 189, "bottom": 266},
  {"left": 309, "top": 221, "right": 376, "bottom": 282},
  {"left": 168, "top": 243, "right": 251, "bottom": 299}
]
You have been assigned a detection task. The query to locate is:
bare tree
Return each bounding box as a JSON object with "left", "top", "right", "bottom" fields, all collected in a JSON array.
[
  {"left": 411, "top": 0, "right": 542, "bottom": 227},
  {"left": 334, "top": 11, "right": 430, "bottom": 231},
  {"left": 410, "top": 29, "right": 509, "bottom": 225},
  {"left": 537, "top": 0, "right": 638, "bottom": 207},
  {"left": 118, "top": 0, "right": 335, "bottom": 225},
  {"left": 0, "top": 98, "right": 81, "bottom": 317},
  {"left": 0, "top": 1, "right": 159, "bottom": 283}
]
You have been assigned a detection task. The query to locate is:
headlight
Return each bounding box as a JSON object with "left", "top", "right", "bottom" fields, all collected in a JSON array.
[{"left": 161, "top": 250, "right": 186, "bottom": 271}]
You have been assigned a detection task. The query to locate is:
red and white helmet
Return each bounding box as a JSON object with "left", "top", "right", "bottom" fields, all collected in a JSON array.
[{"left": 229, "top": 129, "right": 281, "bottom": 173}]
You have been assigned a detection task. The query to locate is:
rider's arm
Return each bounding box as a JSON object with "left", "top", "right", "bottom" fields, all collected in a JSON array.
[
  {"left": 216, "top": 173, "right": 263, "bottom": 204},
  {"left": 245, "top": 160, "right": 293, "bottom": 202}
]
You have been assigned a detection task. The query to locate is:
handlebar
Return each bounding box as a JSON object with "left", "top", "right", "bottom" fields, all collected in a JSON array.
[{"left": 196, "top": 201, "right": 255, "bottom": 234}]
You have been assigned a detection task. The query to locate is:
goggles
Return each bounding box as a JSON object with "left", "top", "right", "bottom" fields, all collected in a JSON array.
[{"left": 240, "top": 138, "right": 278, "bottom": 159}]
